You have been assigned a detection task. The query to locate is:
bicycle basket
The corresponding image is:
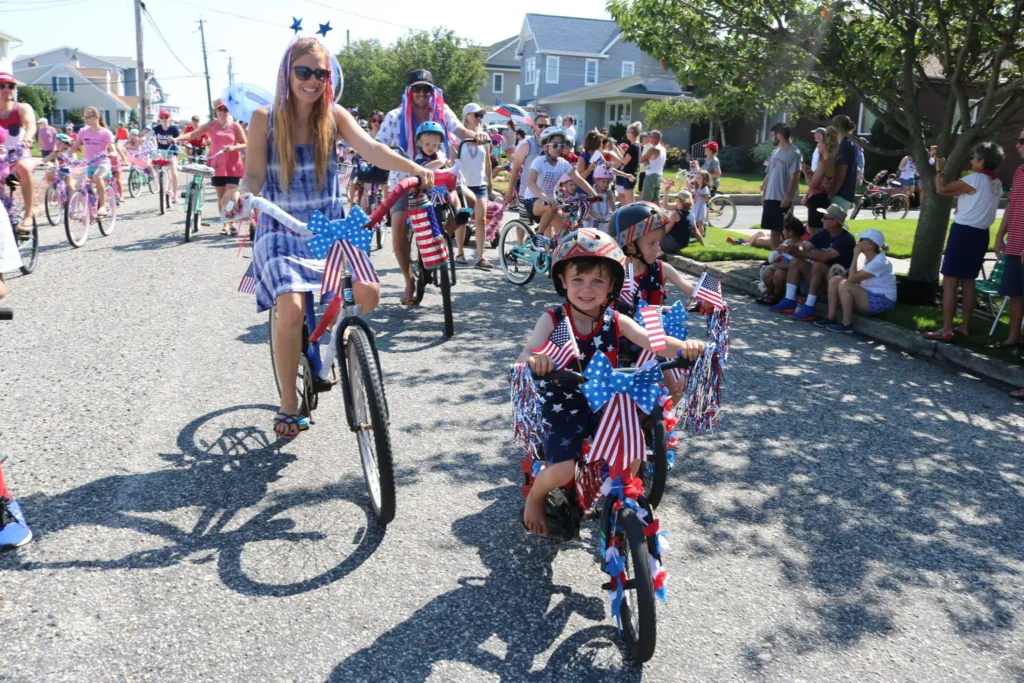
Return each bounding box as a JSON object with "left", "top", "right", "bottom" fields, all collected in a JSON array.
[
  {"left": 128, "top": 151, "right": 152, "bottom": 170},
  {"left": 356, "top": 160, "right": 389, "bottom": 185},
  {"left": 180, "top": 163, "right": 214, "bottom": 178},
  {"left": 68, "top": 164, "right": 89, "bottom": 181}
]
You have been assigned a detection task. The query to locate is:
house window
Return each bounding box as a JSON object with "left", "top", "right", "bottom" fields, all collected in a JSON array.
[
  {"left": 858, "top": 102, "right": 885, "bottom": 135},
  {"left": 621, "top": 62, "right": 635, "bottom": 77},
  {"left": 525, "top": 58, "right": 536, "bottom": 85},
  {"left": 55, "top": 76, "right": 72, "bottom": 92},
  {"left": 585, "top": 59, "right": 598, "bottom": 86},
  {"left": 607, "top": 100, "right": 631, "bottom": 125},
  {"left": 545, "top": 56, "right": 559, "bottom": 84},
  {"left": 492, "top": 73, "right": 504, "bottom": 94},
  {"left": 953, "top": 98, "right": 982, "bottom": 131},
  {"left": 51, "top": 108, "right": 67, "bottom": 125}
]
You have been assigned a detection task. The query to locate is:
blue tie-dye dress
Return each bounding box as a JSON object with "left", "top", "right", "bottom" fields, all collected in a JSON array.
[{"left": 252, "top": 115, "right": 346, "bottom": 313}]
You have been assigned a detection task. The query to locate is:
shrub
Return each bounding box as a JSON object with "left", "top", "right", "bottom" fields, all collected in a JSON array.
[{"left": 718, "top": 145, "right": 753, "bottom": 173}]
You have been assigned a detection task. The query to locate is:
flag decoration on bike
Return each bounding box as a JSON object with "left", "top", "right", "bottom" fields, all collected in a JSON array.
[
  {"left": 618, "top": 262, "right": 636, "bottom": 307},
  {"left": 305, "top": 208, "right": 379, "bottom": 289},
  {"left": 237, "top": 262, "right": 257, "bottom": 294},
  {"left": 640, "top": 306, "right": 666, "bottom": 352},
  {"left": 580, "top": 352, "right": 662, "bottom": 478},
  {"left": 530, "top": 315, "right": 580, "bottom": 371},
  {"left": 693, "top": 271, "right": 724, "bottom": 310},
  {"left": 407, "top": 197, "right": 448, "bottom": 269}
]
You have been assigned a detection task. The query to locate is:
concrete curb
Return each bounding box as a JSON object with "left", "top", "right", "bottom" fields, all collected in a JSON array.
[{"left": 665, "top": 253, "right": 1024, "bottom": 390}]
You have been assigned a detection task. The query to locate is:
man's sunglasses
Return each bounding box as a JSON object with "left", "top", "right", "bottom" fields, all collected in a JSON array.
[
  {"left": 410, "top": 85, "right": 433, "bottom": 94},
  {"left": 1018, "top": 137, "right": 1024, "bottom": 145},
  {"left": 0, "top": 83, "right": 16, "bottom": 91},
  {"left": 293, "top": 66, "right": 330, "bottom": 82}
]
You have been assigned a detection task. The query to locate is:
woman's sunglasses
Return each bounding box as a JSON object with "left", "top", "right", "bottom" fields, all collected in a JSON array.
[
  {"left": 370, "top": 118, "right": 381, "bottom": 124},
  {"left": 0, "top": 83, "right": 16, "bottom": 91},
  {"left": 1017, "top": 137, "right": 1024, "bottom": 145},
  {"left": 293, "top": 65, "right": 330, "bottom": 82},
  {"left": 471, "top": 112, "right": 485, "bottom": 119},
  {"left": 216, "top": 106, "right": 228, "bottom": 113}
]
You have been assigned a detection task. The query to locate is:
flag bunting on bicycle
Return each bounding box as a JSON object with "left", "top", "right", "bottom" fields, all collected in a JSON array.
[
  {"left": 305, "top": 208, "right": 379, "bottom": 287},
  {"left": 530, "top": 315, "right": 580, "bottom": 371},
  {"left": 581, "top": 351, "right": 662, "bottom": 478},
  {"left": 693, "top": 271, "right": 724, "bottom": 310},
  {"left": 407, "top": 198, "right": 448, "bottom": 269},
  {"left": 237, "top": 262, "right": 257, "bottom": 294}
]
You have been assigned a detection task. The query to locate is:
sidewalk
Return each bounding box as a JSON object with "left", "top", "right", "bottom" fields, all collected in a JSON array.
[{"left": 665, "top": 253, "right": 1024, "bottom": 391}]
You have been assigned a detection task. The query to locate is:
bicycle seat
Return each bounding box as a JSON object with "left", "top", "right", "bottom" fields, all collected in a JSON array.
[{"left": 5, "top": 174, "right": 19, "bottom": 190}]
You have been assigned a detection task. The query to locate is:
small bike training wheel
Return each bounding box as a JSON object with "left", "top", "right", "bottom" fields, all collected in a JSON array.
[
  {"left": 44, "top": 186, "right": 61, "bottom": 226},
  {"left": 64, "top": 191, "right": 89, "bottom": 248},
  {"left": 128, "top": 168, "right": 142, "bottom": 198},
  {"left": 342, "top": 325, "right": 396, "bottom": 525},
  {"left": 498, "top": 219, "right": 537, "bottom": 286},
  {"left": 18, "top": 215, "right": 39, "bottom": 275},
  {"left": 707, "top": 195, "right": 737, "bottom": 230},
  {"left": 618, "top": 507, "right": 658, "bottom": 663},
  {"left": 439, "top": 257, "right": 455, "bottom": 338}
]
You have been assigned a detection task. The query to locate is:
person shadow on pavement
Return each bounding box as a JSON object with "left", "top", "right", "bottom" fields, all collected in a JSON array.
[
  {"left": 1, "top": 404, "right": 384, "bottom": 597},
  {"left": 328, "top": 485, "right": 642, "bottom": 682}
]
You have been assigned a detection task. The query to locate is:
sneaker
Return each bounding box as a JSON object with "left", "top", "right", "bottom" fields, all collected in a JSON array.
[
  {"left": 0, "top": 499, "right": 32, "bottom": 548},
  {"left": 827, "top": 322, "right": 855, "bottom": 334},
  {"left": 767, "top": 298, "right": 797, "bottom": 314},
  {"left": 791, "top": 304, "right": 817, "bottom": 322},
  {"left": 813, "top": 316, "right": 835, "bottom": 328}
]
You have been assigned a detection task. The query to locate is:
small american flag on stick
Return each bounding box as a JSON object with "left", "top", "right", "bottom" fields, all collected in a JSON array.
[
  {"left": 237, "top": 262, "right": 257, "bottom": 294},
  {"left": 530, "top": 316, "right": 580, "bottom": 371},
  {"left": 640, "top": 306, "right": 666, "bottom": 352},
  {"left": 693, "top": 272, "right": 724, "bottom": 310}
]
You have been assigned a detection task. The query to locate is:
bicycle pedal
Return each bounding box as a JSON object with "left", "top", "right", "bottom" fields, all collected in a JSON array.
[{"left": 313, "top": 376, "right": 334, "bottom": 393}]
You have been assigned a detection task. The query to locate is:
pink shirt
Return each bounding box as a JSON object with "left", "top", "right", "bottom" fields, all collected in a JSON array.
[
  {"left": 78, "top": 127, "right": 114, "bottom": 162},
  {"left": 208, "top": 122, "right": 245, "bottom": 178}
]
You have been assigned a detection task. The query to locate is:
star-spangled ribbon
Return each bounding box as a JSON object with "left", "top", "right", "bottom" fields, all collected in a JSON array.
[
  {"left": 305, "top": 206, "right": 373, "bottom": 259},
  {"left": 581, "top": 351, "right": 662, "bottom": 415},
  {"left": 661, "top": 300, "right": 690, "bottom": 341}
]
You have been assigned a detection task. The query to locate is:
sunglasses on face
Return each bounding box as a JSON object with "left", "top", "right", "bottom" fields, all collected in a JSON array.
[
  {"left": 547, "top": 142, "right": 565, "bottom": 149},
  {"left": 1017, "top": 137, "right": 1024, "bottom": 145},
  {"left": 216, "top": 107, "right": 228, "bottom": 113},
  {"left": 293, "top": 65, "right": 330, "bottom": 82},
  {"left": 411, "top": 85, "right": 433, "bottom": 94},
  {"left": 370, "top": 118, "right": 381, "bottom": 124},
  {"left": 0, "top": 83, "right": 15, "bottom": 91},
  {"left": 160, "top": 116, "right": 169, "bottom": 120},
  {"left": 471, "top": 112, "right": 485, "bottom": 119}
]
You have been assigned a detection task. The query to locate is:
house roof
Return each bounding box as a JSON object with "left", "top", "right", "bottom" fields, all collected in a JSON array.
[
  {"left": 97, "top": 56, "right": 137, "bottom": 69},
  {"left": 17, "top": 62, "right": 132, "bottom": 110},
  {"left": 13, "top": 46, "right": 123, "bottom": 71},
  {"left": 538, "top": 75, "right": 685, "bottom": 105},
  {"left": 519, "top": 14, "right": 622, "bottom": 57},
  {"left": 485, "top": 36, "right": 519, "bottom": 70}
]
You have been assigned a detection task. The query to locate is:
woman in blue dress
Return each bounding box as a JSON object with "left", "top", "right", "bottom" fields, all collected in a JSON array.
[{"left": 224, "top": 38, "right": 433, "bottom": 439}]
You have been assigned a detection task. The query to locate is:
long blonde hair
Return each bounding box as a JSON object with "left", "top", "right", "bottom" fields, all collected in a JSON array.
[
  {"left": 272, "top": 39, "right": 336, "bottom": 193},
  {"left": 83, "top": 106, "right": 108, "bottom": 129}
]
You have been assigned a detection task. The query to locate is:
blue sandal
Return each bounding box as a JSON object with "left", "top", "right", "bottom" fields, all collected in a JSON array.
[{"left": 274, "top": 412, "right": 310, "bottom": 439}]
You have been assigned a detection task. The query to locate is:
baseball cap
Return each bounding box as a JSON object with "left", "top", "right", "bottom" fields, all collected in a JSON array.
[
  {"left": 128, "top": 128, "right": 139, "bottom": 135},
  {"left": 462, "top": 102, "right": 484, "bottom": 117},
  {"left": 158, "top": 109, "right": 171, "bottom": 118},
  {"left": 857, "top": 229, "right": 886, "bottom": 249},
  {"left": 812, "top": 127, "right": 827, "bottom": 135},
  {"left": 703, "top": 141, "right": 719, "bottom": 152},
  {"left": 407, "top": 69, "right": 434, "bottom": 87}
]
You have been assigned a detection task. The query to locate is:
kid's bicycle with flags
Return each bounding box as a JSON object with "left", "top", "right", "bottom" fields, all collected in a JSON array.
[{"left": 235, "top": 194, "right": 397, "bottom": 526}]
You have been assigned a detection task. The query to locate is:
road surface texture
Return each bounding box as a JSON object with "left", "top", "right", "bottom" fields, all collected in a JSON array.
[{"left": 1, "top": 194, "right": 1023, "bottom": 682}]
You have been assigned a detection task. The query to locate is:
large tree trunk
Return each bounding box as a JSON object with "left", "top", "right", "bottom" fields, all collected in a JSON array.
[{"left": 904, "top": 181, "right": 953, "bottom": 304}]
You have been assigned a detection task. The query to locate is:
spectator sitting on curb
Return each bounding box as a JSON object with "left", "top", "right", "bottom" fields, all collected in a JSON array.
[
  {"left": 925, "top": 142, "right": 1005, "bottom": 344},
  {"left": 815, "top": 228, "right": 897, "bottom": 333},
  {"left": 768, "top": 203, "right": 856, "bottom": 320},
  {"left": 757, "top": 216, "right": 807, "bottom": 305},
  {"left": 993, "top": 129, "right": 1024, "bottom": 402}
]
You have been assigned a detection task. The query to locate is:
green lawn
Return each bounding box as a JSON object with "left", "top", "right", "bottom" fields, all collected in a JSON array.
[
  {"left": 676, "top": 227, "right": 771, "bottom": 262},
  {"left": 669, "top": 169, "right": 805, "bottom": 195},
  {"left": 880, "top": 302, "right": 1023, "bottom": 367}
]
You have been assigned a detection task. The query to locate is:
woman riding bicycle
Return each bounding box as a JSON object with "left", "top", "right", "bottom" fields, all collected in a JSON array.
[
  {"left": 178, "top": 100, "right": 247, "bottom": 235},
  {"left": 152, "top": 109, "right": 181, "bottom": 203},
  {"left": 223, "top": 37, "right": 433, "bottom": 440}
]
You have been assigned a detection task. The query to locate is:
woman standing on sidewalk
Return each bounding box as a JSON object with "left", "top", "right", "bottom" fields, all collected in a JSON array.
[
  {"left": 926, "top": 142, "right": 1005, "bottom": 343},
  {"left": 802, "top": 128, "right": 837, "bottom": 236}
]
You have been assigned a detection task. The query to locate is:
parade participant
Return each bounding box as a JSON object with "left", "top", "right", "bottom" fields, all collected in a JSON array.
[
  {"left": 40, "top": 133, "right": 77, "bottom": 194},
  {"left": 524, "top": 127, "right": 597, "bottom": 239},
  {"left": 65, "top": 106, "right": 116, "bottom": 216},
  {"left": 223, "top": 37, "right": 433, "bottom": 439},
  {"left": 0, "top": 57, "right": 37, "bottom": 227},
  {"left": 613, "top": 202, "right": 695, "bottom": 314},
  {"left": 516, "top": 228, "right": 703, "bottom": 536},
  {"left": 505, "top": 111, "right": 550, "bottom": 204},
  {"left": 453, "top": 103, "right": 494, "bottom": 269},
  {"left": 152, "top": 110, "right": 181, "bottom": 202},
  {"left": 375, "top": 69, "right": 487, "bottom": 304},
  {"left": 179, "top": 100, "right": 247, "bottom": 235}
]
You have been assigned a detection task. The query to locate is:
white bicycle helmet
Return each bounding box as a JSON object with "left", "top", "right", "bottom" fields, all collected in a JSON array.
[{"left": 540, "top": 126, "right": 566, "bottom": 145}]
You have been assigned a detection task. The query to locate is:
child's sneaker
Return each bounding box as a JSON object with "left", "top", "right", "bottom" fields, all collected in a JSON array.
[
  {"left": 790, "top": 305, "right": 817, "bottom": 322},
  {"left": 827, "top": 322, "right": 855, "bottom": 334},
  {"left": 767, "top": 298, "right": 797, "bottom": 314},
  {"left": 813, "top": 316, "right": 835, "bottom": 328},
  {"left": 0, "top": 498, "right": 32, "bottom": 549}
]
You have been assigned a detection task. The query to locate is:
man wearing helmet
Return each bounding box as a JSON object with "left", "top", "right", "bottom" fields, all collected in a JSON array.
[
  {"left": 515, "top": 228, "right": 704, "bottom": 536},
  {"left": 525, "top": 127, "right": 598, "bottom": 240},
  {"left": 375, "top": 69, "right": 489, "bottom": 305}
]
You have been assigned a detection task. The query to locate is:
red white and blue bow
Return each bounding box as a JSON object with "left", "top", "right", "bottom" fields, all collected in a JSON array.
[
  {"left": 581, "top": 352, "right": 662, "bottom": 478},
  {"left": 305, "top": 207, "right": 379, "bottom": 289}
]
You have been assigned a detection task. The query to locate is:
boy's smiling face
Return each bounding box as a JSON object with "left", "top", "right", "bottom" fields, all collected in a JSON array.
[{"left": 559, "top": 261, "right": 613, "bottom": 315}]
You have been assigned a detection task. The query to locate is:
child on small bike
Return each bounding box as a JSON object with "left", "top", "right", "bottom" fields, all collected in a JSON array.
[
  {"left": 586, "top": 165, "right": 616, "bottom": 233},
  {"left": 414, "top": 121, "right": 448, "bottom": 170},
  {"left": 524, "top": 127, "right": 597, "bottom": 240},
  {"left": 614, "top": 202, "right": 696, "bottom": 312},
  {"left": 516, "top": 228, "right": 703, "bottom": 536},
  {"left": 40, "top": 133, "right": 77, "bottom": 194}
]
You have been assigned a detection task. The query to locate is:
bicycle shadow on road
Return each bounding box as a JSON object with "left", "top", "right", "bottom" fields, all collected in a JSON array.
[
  {"left": 328, "top": 484, "right": 641, "bottom": 682},
  {"left": 1, "top": 403, "right": 384, "bottom": 598}
]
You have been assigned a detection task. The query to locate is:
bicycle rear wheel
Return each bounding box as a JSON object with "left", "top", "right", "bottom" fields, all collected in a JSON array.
[
  {"left": 342, "top": 325, "right": 396, "bottom": 525},
  {"left": 18, "top": 215, "right": 38, "bottom": 275},
  {"left": 706, "top": 195, "right": 736, "bottom": 230},
  {"left": 184, "top": 184, "right": 196, "bottom": 242},
  {"left": 158, "top": 169, "right": 167, "bottom": 215},
  {"left": 44, "top": 186, "right": 61, "bottom": 226},
  {"left": 883, "top": 194, "right": 910, "bottom": 220},
  {"left": 439, "top": 260, "right": 454, "bottom": 338},
  {"left": 498, "top": 220, "right": 537, "bottom": 286},
  {"left": 128, "top": 168, "right": 142, "bottom": 198},
  {"left": 64, "top": 192, "right": 89, "bottom": 247}
]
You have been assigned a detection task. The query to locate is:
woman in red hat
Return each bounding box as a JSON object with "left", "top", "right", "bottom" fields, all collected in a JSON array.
[{"left": 178, "top": 101, "right": 247, "bottom": 234}]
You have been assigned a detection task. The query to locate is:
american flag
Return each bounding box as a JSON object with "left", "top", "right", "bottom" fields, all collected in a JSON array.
[
  {"left": 586, "top": 393, "right": 644, "bottom": 478},
  {"left": 530, "top": 316, "right": 580, "bottom": 371},
  {"left": 408, "top": 204, "right": 448, "bottom": 269},
  {"left": 618, "top": 262, "right": 636, "bottom": 307},
  {"left": 640, "top": 306, "right": 666, "bottom": 353},
  {"left": 237, "top": 262, "right": 257, "bottom": 294},
  {"left": 693, "top": 272, "right": 724, "bottom": 310},
  {"left": 321, "top": 240, "right": 380, "bottom": 297}
]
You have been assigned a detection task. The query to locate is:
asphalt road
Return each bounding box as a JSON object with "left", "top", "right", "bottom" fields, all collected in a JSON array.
[{"left": 1, "top": 193, "right": 1023, "bottom": 682}]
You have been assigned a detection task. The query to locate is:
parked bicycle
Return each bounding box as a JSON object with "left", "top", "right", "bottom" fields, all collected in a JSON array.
[
  {"left": 0, "top": 149, "right": 37, "bottom": 275},
  {"left": 64, "top": 156, "right": 117, "bottom": 248},
  {"left": 497, "top": 194, "right": 601, "bottom": 286},
  {"left": 242, "top": 195, "right": 397, "bottom": 526},
  {"left": 706, "top": 187, "right": 737, "bottom": 230},
  {"left": 850, "top": 170, "right": 910, "bottom": 220}
]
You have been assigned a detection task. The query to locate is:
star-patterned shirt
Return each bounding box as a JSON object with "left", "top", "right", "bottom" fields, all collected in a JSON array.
[
  {"left": 634, "top": 259, "right": 666, "bottom": 307},
  {"left": 546, "top": 304, "right": 620, "bottom": 372}
]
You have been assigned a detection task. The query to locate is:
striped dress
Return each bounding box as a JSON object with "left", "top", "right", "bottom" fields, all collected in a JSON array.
[{"left": 252, "top": 115, "right": 346, "bottom": 313}]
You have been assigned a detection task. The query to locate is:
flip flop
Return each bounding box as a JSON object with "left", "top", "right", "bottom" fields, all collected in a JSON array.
[
  {"left": 455, "top": 254, "right": 469, "bottom": 265},
  {"left": 924, "top": 331, "right": 954, "bottom": 343},
  {"left": 273, "top": 412, "right": 309, "bottom": 440},
  {"left": 989, "top": 340, "right": 1022, "bottom": 349}
]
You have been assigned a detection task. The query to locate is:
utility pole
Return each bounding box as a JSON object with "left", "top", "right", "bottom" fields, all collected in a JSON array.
[
  {"left": 227, "top": 56, "right": 234, "bottom": 86},
  {"left": 346, "top": 29, "right": 350, "bottom": 47},
  {"left": 134, "top": 0, "right": 146, "bottom": 124},
  {"left": 197, "top": 18, "right": 214, "bottom": 120}
]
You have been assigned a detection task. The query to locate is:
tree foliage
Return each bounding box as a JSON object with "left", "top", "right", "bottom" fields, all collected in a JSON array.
[
  {"left": 128, "top": 108, "right": 140, "bottom": 127},
  {"left": 337, "top": 28, "right": 487, "bottom": 120},
  {"left": 607, "top": 0, "right": 1024, "bottom": 291},
  {"left": 17, "top": 85, "right": 56, "bottom": 120}
]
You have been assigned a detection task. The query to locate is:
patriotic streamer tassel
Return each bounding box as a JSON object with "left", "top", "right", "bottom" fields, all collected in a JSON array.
[
  {"left": 508, "top": 363, "right": 545, "bottom": 457},
  {"left": 407, "top": 196, "right": 449, "bottom": 269},
  {"left": 678, "top": 343, "right": 724, "bottom": 435},
  {"left": 705, "top": 306, "right": 731, "bottom": 364}
]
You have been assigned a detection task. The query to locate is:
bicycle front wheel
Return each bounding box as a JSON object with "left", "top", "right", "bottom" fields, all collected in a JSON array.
[
  {"left": 18, "top": 215, "right": 39, "bottom": 275},
  {"left": 65, "top": 192, "right": 89, "bottom": 247},
  {"left": 642, "top": 418, "right": 669, "bottom": 510},
  {"left": 128, "top": 168, "right": 142, "bottom": 198},
  {"left": 158, "top": 169, "right": 166, "bottom": 215},
  {"left": 439, "top": 258, "right": 455, "bottom": 338},
  {"left": 184, "top": 185, "right": 196, "bottom": 242},
  {"left": 44, "top": 186, "right": 61, "bottom": 226},
  {"left": 343, "top": 325, "right": 396, "bottom": 525},
  {"left": 706, "top": 195, "right": 736, "bottom": 230},
  {"left": 498, "top": 220, "right": 537, "bottom": 286},
  {"left": 883, "top": 194, "right": 910, "bottom": 220}
]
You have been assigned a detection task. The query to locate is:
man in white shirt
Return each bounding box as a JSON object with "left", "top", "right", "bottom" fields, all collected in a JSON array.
[
  {"left": 810, "top": 127, "right": 825, "bottom": 172},
  {"left": 375, "top": 69, "right": 487, "bottom": 304}
]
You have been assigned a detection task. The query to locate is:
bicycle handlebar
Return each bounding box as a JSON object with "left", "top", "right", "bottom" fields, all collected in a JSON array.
[
  {"left": 362, "top": 171, "right": 458, "bottom": 229},
  {"left": 0, "top": 308, "right": 11, "bottom": 321}
]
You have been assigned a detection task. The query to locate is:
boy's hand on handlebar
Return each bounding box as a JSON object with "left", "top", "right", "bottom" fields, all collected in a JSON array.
[
  {"left": 528, "top": 354, "right": 553, "bottom": 376},
  {"left": 677, "top": 340, "right": 705, "bottom": 361}
]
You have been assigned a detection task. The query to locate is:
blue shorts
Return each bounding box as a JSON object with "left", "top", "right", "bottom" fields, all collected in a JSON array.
[
  {"left": 87, "top": 163, "right": 112, "bottom": 179},
  {"left": 998, "top": 253, "right": 1024, "bottom": 297},
  {"left": 900, "top": 177, "right": 916, "bottom": 187},
  {"left": 615, "top": 176, "right": 637, "bottom": 191},
  {"left": 466, "top": 185, "right": 488, "bottom": 200},
  {"left": 941, "top": 222, "right": 989, "bottom": 279},
  {"left": 522, "top": 197, "right": 538, "bottom": 218},
  {"left": 388, "top": 193, "right": 409, "bottom": 215},
  {"left": 867, "top": 292, "right": 895, "bottom": 315}
]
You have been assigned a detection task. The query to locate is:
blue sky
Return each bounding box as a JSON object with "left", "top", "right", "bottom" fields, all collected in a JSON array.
[{"left": 4, "top": 0, "right": 613, "bottom": 116}]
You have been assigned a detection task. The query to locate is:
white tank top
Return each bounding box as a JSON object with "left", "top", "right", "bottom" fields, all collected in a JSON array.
[
  {"left": 645, "top": 144, "right": 666, "bottom": 175},
  {"left": 458, "top": 138, "right": 488, "bottom": 187},
  {"left": 517, "top": 137, "right": 541, "bottom": 196}
]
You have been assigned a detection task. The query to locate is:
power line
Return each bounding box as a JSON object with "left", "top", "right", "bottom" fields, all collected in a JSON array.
[
  {"left": 170, "top": 0, "right": 284, "bottom": 29},
  {"left": 301, "top": 0, "right": 420, "bottom": 32},
  {"left": 142, "top": 7, "right": 198, "bottom": 75}
]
